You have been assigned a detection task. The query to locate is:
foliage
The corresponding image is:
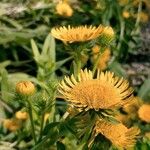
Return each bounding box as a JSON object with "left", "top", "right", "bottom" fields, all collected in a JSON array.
[{"left": 0, "top": 0, "right": 150, "bottom": 149}]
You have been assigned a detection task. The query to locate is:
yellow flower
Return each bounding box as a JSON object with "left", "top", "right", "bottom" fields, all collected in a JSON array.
[
  {"left": 122, "top": 11, "right": 130, "bottom": 18},
  {"left": 15, "top": 111, "right": 28, "bottom": 120},
  {"left": 138, "top": 104, "right": 150, "bottom": 123},
  {"left": 95, "top": 120, "right": 140, "bottom": 148},
  {"left": 3, "top": 119, "right": 20, "bottom": 131},
  {"left": 16, "top": 81, "right": 35, "bottom": 96},
  {"left": 139, "top": 12, "right": 149, "bottom": 23},
  {"left": 59, "top": 69, "right": 133, "bottom": 110},
  {"left": 51, "top": 25, "right": 104, "bottom": 43},
  {"left": 56, "top": 1, "right": 73, "bottom": 17},
  {"left": 92, "top": 45, "right": 100, "bottom": 54},
  {"left": 95, "top": 48, "right": 111, "bottom": 70}
]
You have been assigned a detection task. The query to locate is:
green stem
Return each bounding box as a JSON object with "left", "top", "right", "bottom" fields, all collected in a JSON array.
[
  {"left": 38, "top": 112, "right": 45, "bottom": 142},
  {"left": 131, "top": 0, "right": 142, "bottom": 35},
  {"left": 92, "top": 47, "right": 106, "bottom": 75},
  {"left": 76, "top": 58, "right": 81, "bottom": 75},
  {"left": 27, "top": 99, "right": 37, "bottom": 144}
]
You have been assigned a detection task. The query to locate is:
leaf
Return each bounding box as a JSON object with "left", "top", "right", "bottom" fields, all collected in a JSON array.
[
  {"left": 43, "top": 122, "right": 59, "bottom": 134},
  {"left": 138, "top": 78, "right": 150, "bottom": 101},
  {"left": 55, "top": 57, "right": 73, "bottom": 70},
  {"left": 1, "top": 69, "right": 9, "bottom": 100},
  {"left": 49, "top": 34, "right": 56, "bottom": 63},
  {"left": 108, "top": 61, "right": 127, "bottom": 77},
  {"left": 31, "top": 39, "right": 40, "bottom": 62},
  {"left": 57, "top": 141, "right": 66, "bottom": 150},
  {"left": 42, "top": 34, "right": 51, "bottom": 55}
]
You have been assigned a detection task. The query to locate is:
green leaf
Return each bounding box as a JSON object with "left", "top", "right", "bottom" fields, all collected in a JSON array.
[
  {"left": 42, "top": 34, "right": 51, "bottom": 55},
  {"left": 49, "top": 34, "right": 56, "bottom": 63},
  {"left": 43, "top": 122, "right": 59, "bottom": 134},
  {"left": 55, "top": 57, "right": 73, "bottom": 70},
  {"left": 1, "top": 69, "right": 9, "bottom": 100},
  {"left": 108, "top": 61, "right": 127, "bottom": 78},
  {"left": 57, "top": 141, "right": 66, "bottom": 150},
  {"left": 31, "top": 39, "right": 40, "bottom": 62},
  {"left": 138, "top": 78, "right": 150, "bottom": 101}
]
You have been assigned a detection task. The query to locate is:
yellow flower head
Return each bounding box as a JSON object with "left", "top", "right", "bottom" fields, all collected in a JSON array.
[
  {"left": 122, "top": 11, "right": 130, "bottom": 18},
  {"left": 97, "top": 48, "right": 111, "bottom": 70},
  {"left": 15, "top": 111, "right": 28, "bottom": 120},
  {"left": 139, "top": 12, "right": 149, "bottom": 23},
  {"left": 98, "top": 27, "right": 115, "bottom": 45},
  {"left": 3, "top": 119, "right": 20, "bottom": 131},
  {"left": 56, "top": 1, "right": 73, "bottom": 17},
  {"left": 92, "top": 46, "right": 111, "bottom": 70},
  {"left": 92, "top": 45, "right": 100, "bottom": 54},
  {"left": 59, "top": 69, "right": 133, "bottom": 110},
  {"left": 51, "top": 25, "right": 104, "bottom": 43},
  {"left": 138, "top": 104, "right": 150, "bottom": 123},
  {"left": 95, "top": 120, "right": 140, "bottom": 148},
  {"left": 16, "top": 81, "right": 35, "bottom": 96}
]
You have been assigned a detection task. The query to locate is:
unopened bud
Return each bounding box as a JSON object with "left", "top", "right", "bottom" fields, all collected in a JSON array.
[
  {"left": 15, "top": 111, "right": 28, "bottom": 120},
  {"left": 16, "top": 81, "right": 35, "bottom": 96},
  {"left": 98, "top": 27, "right": 115, "bottom": 46}
]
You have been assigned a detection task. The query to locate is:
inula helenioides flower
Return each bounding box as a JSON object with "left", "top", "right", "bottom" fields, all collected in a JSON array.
[
  {"left": 95, "top": 120, "right": 140, "bottom": 148},
  {"left": 59, "top": 69, "right": 133, "bottom": 110},
  {"left": 51, "top": 25, "right": 104, "bottom": 43}
]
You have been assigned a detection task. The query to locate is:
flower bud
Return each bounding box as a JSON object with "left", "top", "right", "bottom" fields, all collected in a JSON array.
[
  {"left": 56, "top": 2, "right": 73, "bottom": 17},
  {"left": 98, "top": 27, "right": 115, "bottom": 46},
  {"left": 122, "top": 11, "right": 130, "bottom": 18},
  {"left": 3, "top": 119, "right": 20, "bottom": 131},
  {"left": 16, "top": 81, "right": 35, "bottom": 96},
  {"left": 138, "top": 104, "right": 150, "bottom": 123},
  {"left": 15, "top": 111, "right": 28, "bottom": 120}
]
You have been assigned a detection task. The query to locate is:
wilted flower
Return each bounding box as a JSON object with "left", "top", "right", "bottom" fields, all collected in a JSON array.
[
  {"left": 51, "top": 25, "right": 104, "bottom": 43},
  {"left": 15, "top": 111, "right": 28, "bottom": 120},
  {"left": 56, "top": 1, "right": 73, "bottom": 17},
  {"left": 138, "top": 104, "right": 150, "bottom": 123},
  {"left": 59, "top": 69, "right": 133, "bottom": 110},
  {"left": 3, "top": 119, "right": 20, "bottom": 131},
  {"left": 16, "top": 81, "right": 35, "bottom": 96},
  {"left": 95, "top": 120, "right": 140, "bottom": 148}
]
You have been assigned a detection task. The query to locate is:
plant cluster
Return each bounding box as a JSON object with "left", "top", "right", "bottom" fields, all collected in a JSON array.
[{"left": 0, "top": 0, "right": 150, "bottom": 149}]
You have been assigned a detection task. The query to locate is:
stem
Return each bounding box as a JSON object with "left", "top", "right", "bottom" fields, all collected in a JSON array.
[
  {"left": 27, "top": 99, "right": 37, "bottom": 144},
  {"left": 131, "top": 0, "right": 142, "bottom": 35},
  {"left": 38, "top": 112, "right": 45, "bottom": 142},
  {"left": 76, "top": 58, "right": 81, "bottom": 75},
  {"left": 92, "top": 47, "right": 106, "bottom": 75}
]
